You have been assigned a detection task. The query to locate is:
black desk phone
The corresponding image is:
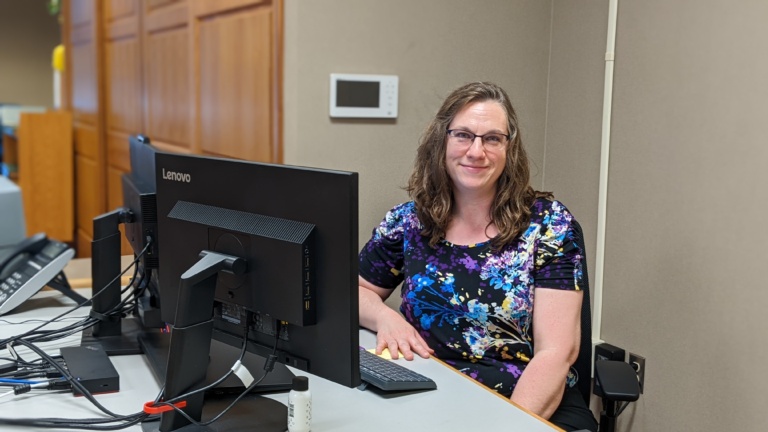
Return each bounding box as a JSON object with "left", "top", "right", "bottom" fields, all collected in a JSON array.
[{"left": 0, "top": 233, "right": 78, "bottom": 316}]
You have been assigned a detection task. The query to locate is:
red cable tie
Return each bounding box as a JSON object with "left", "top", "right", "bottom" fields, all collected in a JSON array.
[{"left": 143, "top": 400, "right": 187, "bottom": 415}]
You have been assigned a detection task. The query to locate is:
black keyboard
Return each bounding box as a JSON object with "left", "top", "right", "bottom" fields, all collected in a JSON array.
[{"left": 359, "top": 347, "right": 437, "bottom": 392}]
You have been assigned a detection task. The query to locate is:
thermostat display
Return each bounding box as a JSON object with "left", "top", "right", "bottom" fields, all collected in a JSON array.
[{"left": 330, "top": 74, "right": 398, "bottom": 118}]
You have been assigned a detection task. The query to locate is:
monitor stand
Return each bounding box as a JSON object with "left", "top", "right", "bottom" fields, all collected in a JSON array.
[
  {"left": 141, "top": 251, "right": 293, "bottom": 432},
  {"left": 83, "top": 208, "right": 144, "bottom": 355},
  {"left": 138, "top": 331, "right": 293, "bottom": 432},
  {"left": 81, "top": 316, "right": 145, "bottom": 355},
  {"left": 140, "top": 393, "right": 288, "bottom": 432},
  {"left": 138, "top": 331, "right": 295, "bottom": 395}
]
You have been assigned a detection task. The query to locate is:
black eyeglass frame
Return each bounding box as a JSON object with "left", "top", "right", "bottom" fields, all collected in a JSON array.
[{"left": 445, "top": 129, "right": 512, "bottom": 146}]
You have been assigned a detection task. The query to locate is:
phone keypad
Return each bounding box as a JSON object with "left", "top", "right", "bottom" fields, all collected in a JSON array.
[{"left": 0, "top": 240, "right": 70, "bottom": 313}]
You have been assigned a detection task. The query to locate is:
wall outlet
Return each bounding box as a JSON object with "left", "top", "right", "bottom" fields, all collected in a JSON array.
[{"left": 629, "top": 353, "right": 645, "bottom": 394}]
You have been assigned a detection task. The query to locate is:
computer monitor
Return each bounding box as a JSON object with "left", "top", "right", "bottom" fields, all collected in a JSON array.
[
  {"left": 148, "top": 151, "right": 360, "bottom": 431},
  {"left": 82, "top": 135, "right": 162, "bottom": 354},
  {"left": 122, "top": 135, "right": 159, "bottom": 272}
]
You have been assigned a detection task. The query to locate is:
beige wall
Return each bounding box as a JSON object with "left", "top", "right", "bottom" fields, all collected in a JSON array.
[
  {"left": 602, "top": 1, "right": 768, "bottom": 430},
  {"left": 543, "top": 0, "right": 609, "bottom": 314},
  {"left": 0, "top": 0, "right": 60, "bottom": 108},
  {"left": 283, "top": 0, "right": 553, "bottom": 251}
]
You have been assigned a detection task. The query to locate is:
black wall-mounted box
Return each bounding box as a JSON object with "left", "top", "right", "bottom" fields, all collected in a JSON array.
[
  {"left": 595, "top": 343, "right": 626, "bottom": 363},
  {"left": 594, "top": 343, "right": 626, "bottom": 396}
]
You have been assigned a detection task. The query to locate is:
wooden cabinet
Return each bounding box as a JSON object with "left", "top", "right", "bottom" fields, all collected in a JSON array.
[
  {"left": 1, "top": 111, "right": 74, "bottom": 243},
  {"left": 62, "top": 0, "right": 283, "bottom": 257}
]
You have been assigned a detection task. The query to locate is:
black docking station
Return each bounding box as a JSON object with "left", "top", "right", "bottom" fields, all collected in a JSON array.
[{"left": 60, "top": 345, "right": 120, "bottom": 396}]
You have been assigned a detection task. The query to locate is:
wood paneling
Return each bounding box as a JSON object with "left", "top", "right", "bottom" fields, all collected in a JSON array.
[
  {"left": 145, "top": 1, "right": 187, "bottom": 31},
  {"left": 105, "top": 0, "right": 137, "bottom": 20},
  {"left": 70, "top": 24, "right": 93, "bottom": 45},
  {"left": 106, "top": 18, "right": 139, "bottom": 40},
  {"left": 70, "top": 43, "right": 98, "bottom": 122},
  {"left": 70, "top": 1, "right": 93, "bottom": 27},
  {"left": 191, "top": 0, "right": 269, "bottom": 17},
  {"left": 104, "top": 0, "right": 141, "bottom": 257},
  {"left": 76, "top": 229, "right": 91, "bottom": 259},
  {"left": 73, "top": 125, "right": 99, "bottom": 159},
  {"left": 199, "top": 7, "right": 272, "bottom": 161},
  {"left": 107, "top": 131, "right": 132, "bottom": 172},
  {"left": 105, "top": 0, "right": 139, "bottom": 38},
  {"left": 106, "top": 166, "right": 126, "bottom": 214},
  {"left": 145, "top": 27, "right": 190, "bottom": 147},
  {"left": 75, "top": 153, "right": 100, "bottom": 242},
  {"left": 66, "top": 0, "right": 106, "bottom": 257},
  {"left": 107, "top": 163, "right": 133, "bottom": 255},
  {"left": 147, "top": 0, "right": 181, "bottom": 11},
  {"left": 105, "top": 39, "right": 142, "bottom": 133},
  {"left": 152, "top": 140, "right": 193, "bottom": 154}
]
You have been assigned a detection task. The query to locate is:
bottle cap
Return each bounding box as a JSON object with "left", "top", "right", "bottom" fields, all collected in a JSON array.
[{"left": 291, "top": 375, "right": 309, "bottom": 391}]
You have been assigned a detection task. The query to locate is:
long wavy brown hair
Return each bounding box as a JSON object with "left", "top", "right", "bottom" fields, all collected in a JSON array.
[{"left": 406, "top": 82, "right": 552, "bottom": 250}]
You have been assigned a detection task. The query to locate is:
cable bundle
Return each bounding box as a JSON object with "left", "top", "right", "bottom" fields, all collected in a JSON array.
[
  {"left": 0, "top": 240, "right": 285, "bottom": 430},
  {"left": 0, "top": 243, "right": 153, "bottom": 430}
]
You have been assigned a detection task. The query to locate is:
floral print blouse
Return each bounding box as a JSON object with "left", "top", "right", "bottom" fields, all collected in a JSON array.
[{"left": 359, "top": 198, "right": 583, "bottom": 396}]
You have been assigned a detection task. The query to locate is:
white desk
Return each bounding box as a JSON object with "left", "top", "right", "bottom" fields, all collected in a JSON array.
[{"left": 0, "top": 289, "right": 560, "bottom": 431}]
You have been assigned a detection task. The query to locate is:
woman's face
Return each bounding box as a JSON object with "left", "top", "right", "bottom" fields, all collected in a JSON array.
[{"left": 444, "top": 100, "right": 509, "bottom": 199}]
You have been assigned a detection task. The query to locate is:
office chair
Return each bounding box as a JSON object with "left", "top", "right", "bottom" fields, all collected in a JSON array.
[{"left": 570, "top": 220, "right": 640, "bottom": 432}]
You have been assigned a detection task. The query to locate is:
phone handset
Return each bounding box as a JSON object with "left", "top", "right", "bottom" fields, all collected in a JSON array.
[
  {"left": 0, "top": 233, "right": 80, "bottom": 316},
  {"left": 0, "top": 233, "right": 50, "bottom": 280}
]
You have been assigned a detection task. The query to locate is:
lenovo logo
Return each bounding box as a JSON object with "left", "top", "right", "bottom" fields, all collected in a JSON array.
[{"left": 162, "top": 168, "right": 191, "bottom": 183}]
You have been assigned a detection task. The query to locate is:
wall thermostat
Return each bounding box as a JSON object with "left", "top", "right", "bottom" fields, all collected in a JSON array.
[{"left": 329, "top": 73, "right": 398, "bottom": 119}]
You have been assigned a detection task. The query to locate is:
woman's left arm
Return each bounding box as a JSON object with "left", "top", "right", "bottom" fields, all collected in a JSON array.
[{"left": 510, "top": 288, "right": 582, "bottom": 419}]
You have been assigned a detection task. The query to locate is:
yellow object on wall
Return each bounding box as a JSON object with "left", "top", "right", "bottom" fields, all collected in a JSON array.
[{"left": 52, "top": 44, "right": 65, "bottom": 72}]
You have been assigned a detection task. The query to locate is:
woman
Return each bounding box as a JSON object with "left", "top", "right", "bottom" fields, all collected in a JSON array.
[{"left": 358, "top": 82, "right": 597, "bottom": 431}]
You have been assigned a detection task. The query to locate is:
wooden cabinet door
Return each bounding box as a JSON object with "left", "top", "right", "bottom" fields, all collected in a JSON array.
[
  {"left": 104, "top": 0, "right": 143, "bottom": 256},
  {"left": 194, "top": 1, "right": 278, "bottom": 162},
  {"left": 66, "top": 0, "right": 106, "bottom": 258}
]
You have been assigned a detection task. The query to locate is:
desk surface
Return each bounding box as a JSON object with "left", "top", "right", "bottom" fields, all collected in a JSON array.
[{"left": 0, "top": 287, "right": 559, "bottom": 431}]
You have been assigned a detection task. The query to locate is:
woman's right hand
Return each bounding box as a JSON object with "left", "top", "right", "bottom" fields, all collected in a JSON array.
[
  {"left": 358, "top": 277, "right": 434, "bottom": 361},
  {"left": 373, "top": 307, "right": 434, "bottom": 360}
]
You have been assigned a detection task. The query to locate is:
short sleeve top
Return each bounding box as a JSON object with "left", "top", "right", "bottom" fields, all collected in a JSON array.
[{"left": 358, "top": 198, "right": 584, "bottom": 396}]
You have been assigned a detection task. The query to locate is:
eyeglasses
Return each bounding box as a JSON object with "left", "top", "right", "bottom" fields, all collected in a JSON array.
[{"left": 446, "top": 129, "right": 510, "bottom": 150}]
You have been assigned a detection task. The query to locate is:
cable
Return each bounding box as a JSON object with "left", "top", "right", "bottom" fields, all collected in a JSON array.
[
  {"left": 0, "top": 339, "right": 152, "bottom": 430},
  {"left": 0, "top": 243, "right": 158, "bottom": 430},
  {"left": 0, "top": 316, "right": 89, "bottom": 325},
  {"left": 0, "top": 414, "right": 149, "bottom": 430},
  {"left": 0, "top": 378, "right": 43, "bottom": 385},
  {"left": 0, "top": 248, "right": 142, "bottom": 350},
  {"left": 14, "top": 339, "right": 123, "bottom": 418},
  {"left": 0, "top": 240, "right": 151, "bottom": 350},
  {"left": 159, "top": 320, "right": 285, "bottom": 427},
  {"left": 0, "top": 239, "right": 286, "bottom": 430},
  {"left": 162, "top": 324, "right": 251, "bottom": 406}
]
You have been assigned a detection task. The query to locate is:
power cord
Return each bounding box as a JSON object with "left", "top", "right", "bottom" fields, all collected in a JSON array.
[{"left": 156, "top": 320, "right": 285, "bottom": 427}]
